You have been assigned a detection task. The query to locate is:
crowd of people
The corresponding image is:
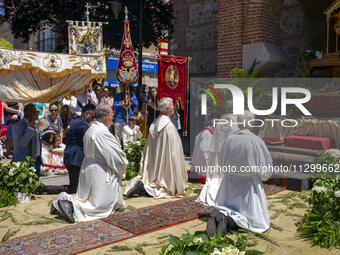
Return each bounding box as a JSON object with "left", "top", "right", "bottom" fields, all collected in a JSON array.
[
  {"left": 0, "top": 81, "right": 274, "bottom": 237},
  {"left": 0, "top": 82, "right": 164, "bottom": 162}
]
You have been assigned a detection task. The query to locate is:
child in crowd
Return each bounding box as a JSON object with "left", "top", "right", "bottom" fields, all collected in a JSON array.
[
  {"left": 51, "top": 134, "right": 67, "bottom": 175},
  {"left": 40, "top": 131, "right": 55, "bottom": 176},
  {"left": 122, "top": 114, "right": 142, "bottom": 147}
]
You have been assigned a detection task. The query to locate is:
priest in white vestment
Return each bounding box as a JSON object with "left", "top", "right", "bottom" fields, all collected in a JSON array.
[
  {"left": 51, "top": 104, "right": 128, "bottom": 223},
  {"left": 196, "top": 111, "right": 239, "bottom": 206},
  {"left": 214, "top": 117, "right": 273, "bottom": 233},
  {"left": 191, "top": 120, "right": 215, "bottom": 180},
  {"left": 123, "top": 97, "right": 187, "bottom": 199}
]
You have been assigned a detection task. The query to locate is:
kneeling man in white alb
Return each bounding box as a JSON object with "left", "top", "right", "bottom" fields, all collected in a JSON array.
[
  {"left": 207, "top": 114, "right": 273, "bottom": 236},
  {"left": 51, "top": 104, "right": 128, "bottom": 223}
]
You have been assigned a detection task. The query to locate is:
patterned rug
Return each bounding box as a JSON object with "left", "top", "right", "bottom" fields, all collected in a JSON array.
[
  {"left": 0, "top": 220, "right": 134, "bottom": 255},
  {"left": 102, "top": 195, "right": 211, "bottom": 235},
  {"left": 0, "top": 177, "right": 291, "bottom": 254}
]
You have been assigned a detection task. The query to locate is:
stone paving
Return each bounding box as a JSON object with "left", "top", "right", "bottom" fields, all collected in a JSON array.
[{"left": 1, "top": 158, "right": 340, "bottom": 254}]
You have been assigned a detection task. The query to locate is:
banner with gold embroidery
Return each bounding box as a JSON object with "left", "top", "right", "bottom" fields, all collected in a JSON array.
[
  {"left": 68, "top": 21, "right": 103, "bottom": 55},
  {"left": 0, "top": 48, "right": 106, "bottom": 103},
  {"left": 158, "top": 55, "right": 187, "bottom": 132},
  {"left": 116, "top": 20, "right": 139, "bottom": 85}
]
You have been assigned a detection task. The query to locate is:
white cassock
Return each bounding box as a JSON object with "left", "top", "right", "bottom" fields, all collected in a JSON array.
[
  {"left": 52, "top": 120, "right": 128, "bottom": 222},
  {"left": 215, "top": 130, "right": 273, "bottom": 233},
  {"left": 192, "top": 128, "right": 213, "bottom": 176},
  {"left": 122, "top": 124, "right": 142, "bottom": 146},
  {"left": 196, "top": 114, "right": 239, "bottom": 206},
  {"left": 124, "top": 115, "right": 187, "bottom": 199}
]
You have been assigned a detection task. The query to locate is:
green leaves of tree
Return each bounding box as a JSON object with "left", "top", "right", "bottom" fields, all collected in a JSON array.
[{"left": 3, "top": 0, "right": 174, "bottom": 52}]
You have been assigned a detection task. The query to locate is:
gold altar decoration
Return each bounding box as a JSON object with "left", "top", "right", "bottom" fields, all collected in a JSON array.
[{"left": 324, "top": 0, "right": 340, "bottom": 54}]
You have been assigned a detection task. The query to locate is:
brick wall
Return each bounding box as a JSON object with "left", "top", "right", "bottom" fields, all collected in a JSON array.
[
  {"left": 217, "top": 0, "right": 244, "bottom": 78},
  {"left": 170, "top": 0, "right": 333, "bottom": 79},
  {"left": 217, "top": 0, "right": 330, "bottom": 78}
]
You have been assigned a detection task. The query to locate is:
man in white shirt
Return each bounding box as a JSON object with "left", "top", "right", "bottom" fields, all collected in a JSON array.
[{"left": 122, "top": 114, "right": 142, "bottom": 147}]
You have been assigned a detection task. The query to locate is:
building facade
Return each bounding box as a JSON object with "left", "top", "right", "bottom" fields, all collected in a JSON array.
[{"left": 170, "top": 0, "right": 332, "bottom": 78}]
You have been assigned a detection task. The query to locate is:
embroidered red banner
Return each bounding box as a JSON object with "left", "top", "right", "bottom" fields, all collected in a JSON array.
[
  {"left": 158, "top": 55, "right": 187, "bottom": 133},
  {"left": 116, "top": 20, "right": 139, "bottom": 86}
]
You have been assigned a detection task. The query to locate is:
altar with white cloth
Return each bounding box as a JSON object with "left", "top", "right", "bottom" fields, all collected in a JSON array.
[{"left": 259, "top": 115, "right": 340, "bottom": 149}]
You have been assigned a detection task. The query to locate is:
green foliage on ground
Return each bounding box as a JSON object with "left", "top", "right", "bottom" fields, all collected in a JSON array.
[
  {"left": 159, "top": 230, "right": 264, "bottom": 255},
  {"left": 1, "top": 228, "right": 20, "bottom": 242},
  {"left": 0, "top": 190, "right": 17, "bottom": 208}
]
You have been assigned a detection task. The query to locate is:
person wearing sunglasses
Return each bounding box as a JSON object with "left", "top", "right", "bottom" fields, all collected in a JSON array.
[
  {"left": 94, "top": 84, "right": 104, "bottom": 104},
  {"left": 42, "top": 103, "right": 63, "bottom": 138},
  {"left": 103, "top": 86, "right": 114, "bottom": 106}
]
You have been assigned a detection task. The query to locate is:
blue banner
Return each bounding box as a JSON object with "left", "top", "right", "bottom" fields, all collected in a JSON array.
[{"left": 0, "top": 3, "right": 5, "bottom": 16}]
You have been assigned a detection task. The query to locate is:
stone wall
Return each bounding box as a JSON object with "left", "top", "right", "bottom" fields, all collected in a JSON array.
[
  {"left": 170, "top": 0, "right": 218, "bottom": 77},
  {"left": 276, "top": 0, "right": 308, "bottom": 77}
]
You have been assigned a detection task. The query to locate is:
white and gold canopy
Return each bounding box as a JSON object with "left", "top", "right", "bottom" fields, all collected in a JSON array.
[{"left": 0, "top": 48, "right": 106, "bottom": 103}]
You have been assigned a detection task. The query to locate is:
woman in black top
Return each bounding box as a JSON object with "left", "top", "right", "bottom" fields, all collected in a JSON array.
[{"left": 147, "top": 87, "right": 159, "bottom": 127}]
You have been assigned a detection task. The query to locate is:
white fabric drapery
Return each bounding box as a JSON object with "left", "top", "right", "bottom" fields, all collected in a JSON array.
[
  {"left": 0, "top": 48, "right": 106, "bottom": 103},
  {"left": 196, "top": 114, "right": 239, "bottom": 206}
]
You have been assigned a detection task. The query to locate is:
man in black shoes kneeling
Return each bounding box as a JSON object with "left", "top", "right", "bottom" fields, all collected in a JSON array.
[{"left": 50, "top": 104, "right": 128, "bottom": 223}]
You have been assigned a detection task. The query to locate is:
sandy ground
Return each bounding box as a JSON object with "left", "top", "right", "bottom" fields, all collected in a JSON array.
[{"left": 1, "top": 179, "right": 340, "bottom": 255}]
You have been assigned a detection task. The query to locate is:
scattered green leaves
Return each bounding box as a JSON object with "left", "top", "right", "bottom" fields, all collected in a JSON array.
[
  {"left": 106, "top": 245, "right": 133, "bottom": 252},
  {"left": 1, "top": 228, "right": 20, "bottom": 242}
]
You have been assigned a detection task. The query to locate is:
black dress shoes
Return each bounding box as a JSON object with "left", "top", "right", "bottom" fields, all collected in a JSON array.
[
  {"left": 206, "top": 209, "right": 229, "bottom": 237},
  {"left": 210, "top": 208, "right": 220, "bottom": 218},
  {"left": 126, "top": 180, "right": 145, "bottom": 198},
  {"left": 58, "top": 200, "right": 75, "bottom": 223},
  {"left": 33, "top": 183, "right": 46, "bottom": 194},
  {"left": 50, "top": 202, "right": 57, "bottom": 215},
  {"left": 226, "top": 216, "right": 239, "bottom": 234},
  {"left": 216, "top": 212, "right": 228, "bottom": 236},
  {"left": 206, "top": 217, "right": 217, "bottom": 237}
]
